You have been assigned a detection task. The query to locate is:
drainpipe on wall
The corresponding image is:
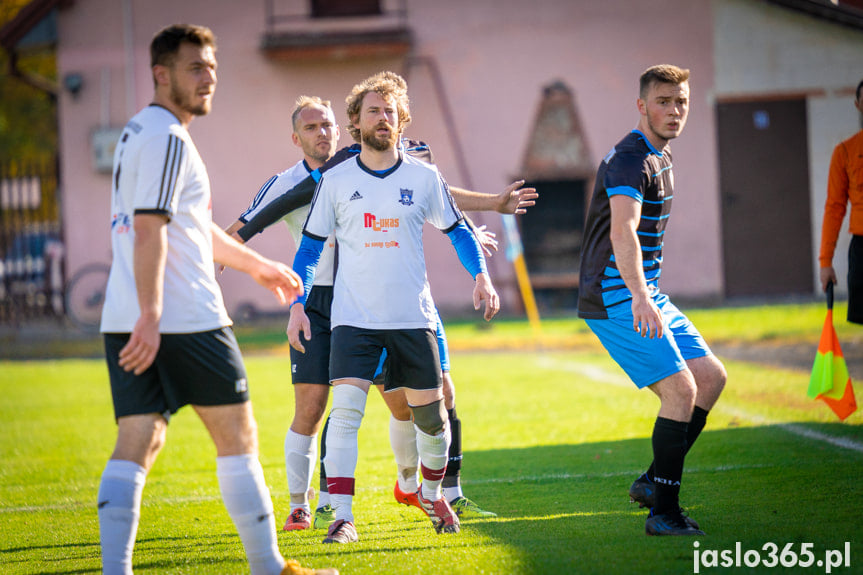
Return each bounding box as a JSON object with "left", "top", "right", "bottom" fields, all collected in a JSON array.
[{"left": 404, "top": 55, "right": 517, "bottom": 296}]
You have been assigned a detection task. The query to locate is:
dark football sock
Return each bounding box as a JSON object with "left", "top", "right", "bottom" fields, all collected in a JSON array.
[
  {"left": 651, "top": 416, "right": 688, "bottom": 515},
  {"left": 646, "top": 406, "right": 709, "bottom": 482},
  {"left": 319, "top": 413, "right": 330, "bottom": 493},
  {"left": 442, "top": 406, "right": 462, "bottom": 489}
]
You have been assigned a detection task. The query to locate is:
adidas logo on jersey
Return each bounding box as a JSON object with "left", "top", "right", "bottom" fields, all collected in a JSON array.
[{"left": 350, "top": 191, "right": 363, "bottom": 201}]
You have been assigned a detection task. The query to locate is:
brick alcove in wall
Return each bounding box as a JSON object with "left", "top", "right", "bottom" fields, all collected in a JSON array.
[{"left": 518, "top": 81, "right": 594, "bottom": 311}]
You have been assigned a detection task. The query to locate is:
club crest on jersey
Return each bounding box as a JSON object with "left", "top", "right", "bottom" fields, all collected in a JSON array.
[{"left": 398, "top": 188, "right": 414, "bottom": 206}]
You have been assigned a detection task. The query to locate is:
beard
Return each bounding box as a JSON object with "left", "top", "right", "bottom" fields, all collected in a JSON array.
[
  {"left": 169, "top": 76, "right": 211, "bottom": 117},
  {"left": 361, "top": 123, "right": 398, "bottom": 151}
]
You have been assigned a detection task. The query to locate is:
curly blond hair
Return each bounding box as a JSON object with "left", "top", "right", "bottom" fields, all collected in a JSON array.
[{"left": 345, "top": 71, "right": 411, "bottom": 143}]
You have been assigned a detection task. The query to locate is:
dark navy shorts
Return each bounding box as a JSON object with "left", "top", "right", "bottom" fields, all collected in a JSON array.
[
  {"left": 373, "top": 307, "right": 450, "bottom": 385},
  {"left": 848, "top": 235, "right": 863, "bottom": 324},
  {"left": 330, "top": 325, "right": 442, "bottom": 392},
  {"left": 104, "top": 327, "right": 249, "bottom": 419},
  {"left": 290, "top": 286, "right": 333, "bottom": 385}
]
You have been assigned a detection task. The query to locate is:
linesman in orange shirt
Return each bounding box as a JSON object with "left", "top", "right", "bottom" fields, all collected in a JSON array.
[{"left": 820, "top": 78, "right": 863, "bottom": 324}]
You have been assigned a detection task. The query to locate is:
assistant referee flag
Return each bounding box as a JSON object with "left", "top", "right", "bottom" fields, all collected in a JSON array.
[{"left": 808, "top": 282, "right": 858, "bottom": 421}]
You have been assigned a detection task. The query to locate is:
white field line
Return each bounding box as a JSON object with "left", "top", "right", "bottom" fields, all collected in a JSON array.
[
  {"left": 459, "top": 462, "right": 773, "bottom": 486},
  {"left": 1, "top": 463, "right": 773, "bottom": 515},
  {"left": 535, "top": 355, "right": 863, "bottom": 454},
  {"left": 5, "top": 357, "right": 860, "bottom": 515}
]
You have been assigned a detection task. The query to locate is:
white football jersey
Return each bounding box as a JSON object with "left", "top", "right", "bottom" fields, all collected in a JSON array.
[
  {"left": 239, "top": 160, "right": 336, "bottom": 286},
  {"left": 303, "top": 153, "right": 462, "bottom": 330},
  {"left": 100, "top": 105, "right": 231, "bottom": 333}
]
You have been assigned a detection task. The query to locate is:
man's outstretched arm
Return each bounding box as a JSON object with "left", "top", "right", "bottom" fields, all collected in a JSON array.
[{"left": 450, "top": 180, "right": 537, "bottom": 214}]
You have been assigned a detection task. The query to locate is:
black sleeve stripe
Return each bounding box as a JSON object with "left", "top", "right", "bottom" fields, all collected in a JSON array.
[
  {"left": 134, "top": 208, "right": 171, "bottom": 222},
  {"left": 157, "top": 135, "right": 184, "bottom": 211},
  {"left": 440, "top": 218, "right": 463, "bottom": 235},
  {"left": 253, "top": 176, "right": 278, "bottom": 210},
  {"left": 240, "top": 175, "right": 278, "bottom": 220},
  {"left": 439, "top": 173, "right": 462, "bottom": 220},
  {"left": 157, "top": 135, "right": 175, "bottom": 208},
  {"left": 302, "top": 229, "right": 328, "bottom": 242},
  {"left": 164, "top": 136, "right": 184, "bottom": 210}
]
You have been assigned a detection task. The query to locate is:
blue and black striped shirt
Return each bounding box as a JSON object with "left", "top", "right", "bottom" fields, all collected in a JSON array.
[{"left": 577, "top": 130, "right": 674, "bottom": 319}]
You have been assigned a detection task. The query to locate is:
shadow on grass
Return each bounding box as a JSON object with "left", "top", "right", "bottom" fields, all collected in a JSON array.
[
  {"left": 457, "top": 424, "right": 863, "bottom": 575},
  {"left": 3, "top": 424, "right": 861, "bottom": 575}
]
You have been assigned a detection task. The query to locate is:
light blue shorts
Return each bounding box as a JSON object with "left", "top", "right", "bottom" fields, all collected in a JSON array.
[{"left": 584, "top": 294, "right": 712, "bottom": 388}]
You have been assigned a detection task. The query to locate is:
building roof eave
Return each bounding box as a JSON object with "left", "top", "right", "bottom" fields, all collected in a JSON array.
[
  {"left": 0, "top": 0, "right": 73, "bottom": 51},
  {"left": 765, "top": 0, "right": 863, "bottom": 31}
]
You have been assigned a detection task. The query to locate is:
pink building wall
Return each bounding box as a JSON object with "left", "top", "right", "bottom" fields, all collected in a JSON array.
[{"left": 55, "top": 0, "right": 720, "bottom": 318}]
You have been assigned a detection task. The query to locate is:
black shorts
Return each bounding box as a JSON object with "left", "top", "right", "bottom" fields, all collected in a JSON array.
[
  {"left": 290, "top": 286, "right": 333, "bottom": 385},
  {"left": 104, "top": 327, "right": 249, "bottom": 419},
  {"left": 330, "top": 325, "right": 441, "bottom": 392},
  {"left": 848, "top": 235, "right": 863, "bottom": 324}
]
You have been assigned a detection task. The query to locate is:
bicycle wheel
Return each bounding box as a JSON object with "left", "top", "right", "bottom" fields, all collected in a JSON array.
[{"left": 65, "top": 263, "right": 110, "bottom": 333}]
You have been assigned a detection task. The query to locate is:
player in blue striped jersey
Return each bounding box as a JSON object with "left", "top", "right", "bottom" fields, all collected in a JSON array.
[{"left": 577, "top": 65, "right": 726, "bottom": 536}]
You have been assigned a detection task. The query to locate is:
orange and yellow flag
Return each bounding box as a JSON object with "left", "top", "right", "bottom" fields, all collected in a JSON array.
[{"left": 808, "top": 283, "right": 858, "bottom": 421}]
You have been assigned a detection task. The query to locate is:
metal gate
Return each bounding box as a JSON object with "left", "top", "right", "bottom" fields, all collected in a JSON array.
[{"left": 0, "top": 158, "right": 65, "bottom": 325}]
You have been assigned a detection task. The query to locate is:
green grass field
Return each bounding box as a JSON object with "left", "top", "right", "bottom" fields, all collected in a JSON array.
[{"left": 1, "top": 303, "right": 862, "bottom": 574}]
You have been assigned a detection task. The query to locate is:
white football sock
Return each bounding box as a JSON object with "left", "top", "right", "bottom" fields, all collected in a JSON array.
[
  {"left": 389, "top": 415, "right": 419, "bottom": 492},
  {"left": 443, "top": 486, "right": 464, "bottom": 502},
  {"left": 416, "top": 424, "right": 450, "bottom": 502},
  {"left": 324, "top": 385, "right": 368, "bottom": 524},
  {"left": 216, "top": 454, "right": 284, "bottom": 575},
  {"left": 98, "top": 460, "right": 146, "bottom": 575},
  {"left": 284, "top": 429, "right": 315, "bottom": 512}
]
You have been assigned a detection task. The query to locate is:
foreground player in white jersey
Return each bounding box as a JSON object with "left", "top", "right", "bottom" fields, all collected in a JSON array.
[
  {"left": 97, "top": 24, "right": 335, "bottom": 575},
  {"left": 230, "top": 98, "right": 534, "bottom": 532},
  {"left": 291, "top": 71, "right": 500, "bottom": 543}
]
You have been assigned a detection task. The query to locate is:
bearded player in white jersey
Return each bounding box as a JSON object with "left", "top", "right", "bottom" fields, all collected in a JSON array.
[
  {"left": 97, "top": 24, "right": 335, "bottom": 575},
  {"left": 228, "top": 95, "right": 534, "bottom": 533},
  {"left": 290, "top": 71, "right": 499, "bottom": 544}
]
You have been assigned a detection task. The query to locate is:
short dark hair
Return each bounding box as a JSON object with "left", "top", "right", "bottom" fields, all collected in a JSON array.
[
  {"left": 150, "top": 24, "right": 216, "bottom": 70},
  {"left": 639, "top": 64, "right": 690, "bottom": 99},
  {"left": 856, "top": 79, "right": 863, "bottom": 101}
]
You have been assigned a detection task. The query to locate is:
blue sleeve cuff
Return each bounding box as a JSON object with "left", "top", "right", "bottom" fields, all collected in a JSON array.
[
  {"left": 291, "top": 234, "right": 325, "bottom": 306},
  {"left": 447, "top": 220, "right": 487, "bottom": 279},
  {"left": 607, "top": 185, "right": 643, "bottom": 203}
]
